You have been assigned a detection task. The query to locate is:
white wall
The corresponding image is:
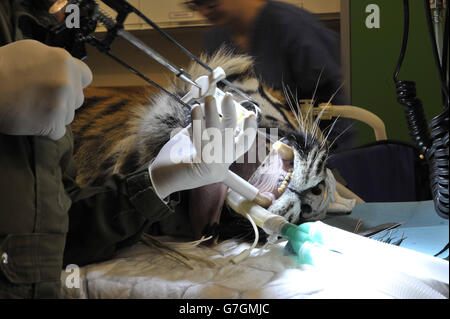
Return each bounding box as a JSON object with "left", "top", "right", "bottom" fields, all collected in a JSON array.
[
  {"left": 87, "top": 0, "right": 341, "bottom": 87},
  {"left": 85, "top": 27, "right": 207, "bottom": 87}
]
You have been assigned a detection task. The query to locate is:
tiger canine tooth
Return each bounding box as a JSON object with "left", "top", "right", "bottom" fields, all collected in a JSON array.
[
  {"left": 278, "top": 184, "right": 287, "bottom": 195},
  {"left": 273, "top": 141, "right": 294, "bottom": 161},
  {"left": 254, "top": 193, "right": 272, "bottom": 208}
]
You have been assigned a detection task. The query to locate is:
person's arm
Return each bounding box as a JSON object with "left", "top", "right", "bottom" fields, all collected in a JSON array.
[
  {"left": 286, "top": 24, "right": 357, "bottom": 150},
  {"left": 286, "top": 25, "right": 345, "bottom": 104},
  {"left": 63, "top": 95, "right": 257, "bottom": 266},
  {"left": 0, "top": 40, "right": 92, "bottom": 140},
  {"left": 62, "top": 160, "right": 178, "bottom": 267}
]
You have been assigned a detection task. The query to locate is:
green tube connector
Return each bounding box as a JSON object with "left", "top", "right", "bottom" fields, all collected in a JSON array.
[
  {"left": 285, "top": 240, "right": 324, "bottom": 266},
  {"left": 281, "top": 222, "right": 330, "bottom": 266},
  {"left": 297, "top": 222, "right": 325, "bottom": 244},
  {"left": 281, "top": 223, "right": 313, "bottom": 256},
  {"left": 281, "top": 222, "right": 325, "bottom": 248}
]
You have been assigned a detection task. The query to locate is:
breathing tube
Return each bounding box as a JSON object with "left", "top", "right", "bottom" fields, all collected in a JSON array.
[{"left": 393, "top": 0, "right": 449, "bottom": 219}]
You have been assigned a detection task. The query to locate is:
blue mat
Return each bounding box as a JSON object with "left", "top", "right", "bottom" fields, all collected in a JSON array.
[{"left": 324, "top": 201, "right": 449, "bottom": 257}]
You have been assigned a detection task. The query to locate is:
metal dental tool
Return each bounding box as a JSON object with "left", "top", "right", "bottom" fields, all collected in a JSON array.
[
  {"left": 96, "top": 8, "right": 200, "bottom": 89},
  {"left": 47, "top": 0, "right": 266, "bottom": 205},
  {"left": 47, "top": 0, "right": 260, "bottom": 109}
]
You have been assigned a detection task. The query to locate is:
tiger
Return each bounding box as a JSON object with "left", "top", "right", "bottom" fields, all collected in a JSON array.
[{"left": 71, "top": 49, "right": 345, "bottom": 243}]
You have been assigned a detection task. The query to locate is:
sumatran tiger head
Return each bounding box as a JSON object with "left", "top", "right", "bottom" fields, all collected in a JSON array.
[
  {"left": 145, "top": 49, "right": 337, "bottom": 241},
  {"left": 73, "top": 48, "right": 344, "bottom": 244}
]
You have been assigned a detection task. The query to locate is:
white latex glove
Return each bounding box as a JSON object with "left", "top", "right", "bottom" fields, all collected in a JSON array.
[
  {"left": 149, "top": 93, "right": 258, "bottom": 200},
  {"left": 0, "top": 39, "right": 93, "bottom": 140}
]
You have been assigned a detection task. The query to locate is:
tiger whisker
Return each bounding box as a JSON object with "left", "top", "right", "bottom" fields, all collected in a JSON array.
[
  {"left": 312, "top": 81, "right": 346, "bottom": 149},
  {"left": 310, "top": 67, "right": 325, "bottom": 110},
  {"left": 257, "top": 129, "right": 282, "bottom": 145},
  {"left": 306, "top": 67, "right": 326, "bottom": 142},
  {"left": 292, "top": 87, "right": 304, "bottom": 131},
  {"left": 310, "top": 102, "right": 331, "bottom": 142},
  {"left": 314, "top": 81, "right": 345, "bottom": 142},
  {"left": 293, "top": 90, "right": 307, "bottom": 135},
  {"left": 320, "top": 115, "right": 341, "bottom": 151},
  {"left": 282, "top": 83, "right": 302, "bottom": 131},
  {"left": 326, "top": 122, "right": 356, "bottom": 151},
  {"left": 318, "top": 116, "right": 340, "bottom": 151},
  {"left": 325, "top": 82, "right": 345, "bottom": 107},
  {"left": 290, "top": 67, "right": 327, "bottom": 147},
  {"left": 287, "top": 85, "right": 308, "bottom": 134},
  {"left": 280, "top": 75, "right": 304, "bottom": 132}
]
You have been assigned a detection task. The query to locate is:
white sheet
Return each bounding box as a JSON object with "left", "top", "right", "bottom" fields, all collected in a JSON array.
[{"left": 60, "top": 236, "right": 448, "bottom": 299}]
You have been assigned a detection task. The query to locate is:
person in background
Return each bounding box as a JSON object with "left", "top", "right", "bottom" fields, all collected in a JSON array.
[{"left": 185, "top": 0, "right": 357, "bottom": 151}]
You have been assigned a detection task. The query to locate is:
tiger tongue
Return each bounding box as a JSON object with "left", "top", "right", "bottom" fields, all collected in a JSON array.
[{"left": 189, "top": 183, "right": 228, "bottom": 245}]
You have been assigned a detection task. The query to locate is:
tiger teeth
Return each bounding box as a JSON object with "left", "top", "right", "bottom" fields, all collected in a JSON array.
[{"left": 278, "top": 173, "right": 292, "bottom": 196}]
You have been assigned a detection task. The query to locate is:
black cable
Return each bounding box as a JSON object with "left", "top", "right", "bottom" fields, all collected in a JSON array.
[
  {"left": 424, "top": 0, "right": 449, "bottom": 103},
  {"left": 434, "top": 243, "right": 449, "bottom": 257},
  {"left": 394, "top": 0, "right": 449, "bottom": 219},
  {"left": 423, "top": 0, "right": 449, "bottom": 219},
  {"left": 441, "top": 2, "right": 449, "bottom": 107},
  {"left": 393, "top": 0, "right": 410, "bottom": 82},
  {"left": 394, "top": 0, "right": 431, "bottom": 156}
]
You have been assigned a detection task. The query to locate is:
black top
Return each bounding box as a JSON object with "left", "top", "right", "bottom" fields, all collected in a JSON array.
[
  {"left": 204, "top": 1, "right": 357, "bottom": 151},
  {"left": 204, "top": 0, "right": 346, "bottom": 105}
]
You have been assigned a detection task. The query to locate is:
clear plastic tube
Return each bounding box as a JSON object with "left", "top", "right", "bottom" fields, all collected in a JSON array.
[{"left": 226, "top": 190, "right": 288, "bottom": 234}]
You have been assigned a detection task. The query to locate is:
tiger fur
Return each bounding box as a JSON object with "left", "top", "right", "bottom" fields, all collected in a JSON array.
[{"left": 72, "top": 49, "right": 333, "bottom": 241}]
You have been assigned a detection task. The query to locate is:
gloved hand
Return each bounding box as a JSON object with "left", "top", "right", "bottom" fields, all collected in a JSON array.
[
  {"left": 0, "top": 40, "right": 93, "bottom": 140},
  {"left": 149, "top": 93, "right": 258, "bottom": 200}
]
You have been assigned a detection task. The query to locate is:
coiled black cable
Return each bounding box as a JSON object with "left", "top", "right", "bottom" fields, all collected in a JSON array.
[
  {"left": 393, "top": 1, "right": 431, "bottom": 156},
  {"left": 424, "top": 0, "right": 449, "bottom": 219},
  {"left": 428, "top": 107, "right": 449, "bottom": 218},
  {"left": 395, "top": 81, "right": 432, "bottom": 155},
  {"left": 394, "top": 0, "right": 449, "bottom": 219}
]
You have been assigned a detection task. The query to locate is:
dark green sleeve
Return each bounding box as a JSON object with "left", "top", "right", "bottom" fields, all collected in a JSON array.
[
  {"left": 0, "top": 0, "right": 55, "bottom": 46},
  {"left": 62, "top": 162, "right": 178, "bottom": 267}
]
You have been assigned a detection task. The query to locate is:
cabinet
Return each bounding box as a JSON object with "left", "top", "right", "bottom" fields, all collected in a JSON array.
[
  {"left": 282, "top": 0, "right": 340, "bottom": 13},
  {"left": 96, "top": 0, "right": 208, "bottom": 31},
  {"left": 95, "top": 0, "right": 340, "bottom": 31}
]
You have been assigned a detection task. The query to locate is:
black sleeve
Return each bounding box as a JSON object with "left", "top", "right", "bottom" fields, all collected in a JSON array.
[
  {"left": 285, "top": 22, "right": 357, "bottom": 151},
  {"left": 62, "top": 163, "right": 178, "bottom": 267},
  {"left": 286, "top": 23, "right": 346, "bottom": 104}
]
